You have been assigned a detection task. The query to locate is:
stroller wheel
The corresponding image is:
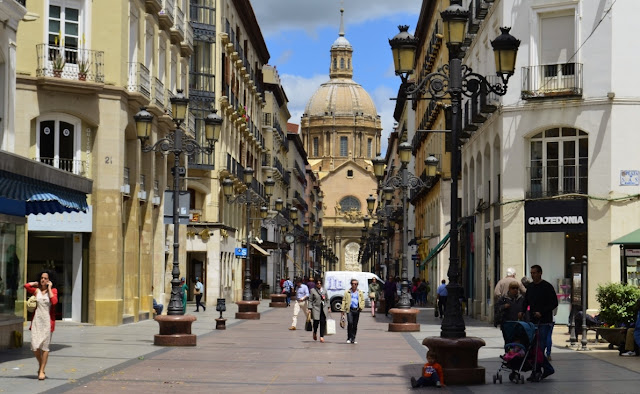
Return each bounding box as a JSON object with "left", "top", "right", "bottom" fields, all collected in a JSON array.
[
  {"left": 493, "top": 374, "right": 497, "bottom": 384},
  {"left": 499, "top": 374, "right": 503, "bottom": 384},
  {"left": 509, "top": 372, "right": 516, "bottom": 382},
  {"left": 520, "top": 376, "right": 525, "bottom": 384}
]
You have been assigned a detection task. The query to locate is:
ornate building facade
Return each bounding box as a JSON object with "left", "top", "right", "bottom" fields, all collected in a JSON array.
[{"left": 300, "top": 10, "right": 382, "bottom": 272}]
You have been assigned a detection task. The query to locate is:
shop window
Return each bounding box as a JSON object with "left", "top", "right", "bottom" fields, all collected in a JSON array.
[
  {"left": 529, "top": 127, "right": 587, "bottom": 198},
  {"left": 0, "top": 223, "right": 25, "bottom": 316}
]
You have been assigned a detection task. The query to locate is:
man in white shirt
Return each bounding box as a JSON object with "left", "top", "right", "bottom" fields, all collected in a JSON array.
[
  {"left": 289, "top": 278, "right": 309, "bottom": 330},
  {"left": 194, "top": 277, "right": 206, "bottom": 312}
]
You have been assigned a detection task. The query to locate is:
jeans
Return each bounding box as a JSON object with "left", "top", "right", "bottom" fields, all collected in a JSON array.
[
  {"left": 536, "top": 324, "right": 554, "bottom": 375},
  {"left": 416, "top": 371, "right": 440, "bottom": 387},
  {"left": 347, "top": 308, "right": 361, "bottom": 341},
  {"left": 438, "top": 296, "right": 447, "bottom": 317},
  {"left": 195, "top": 294, "right": 205, "bottom": 311},
  {"left": 313, "top": 309, "right": 326, "bottom": 337},
  {"left": 285, "top": 291, "right": 291, "bottom": 306}
]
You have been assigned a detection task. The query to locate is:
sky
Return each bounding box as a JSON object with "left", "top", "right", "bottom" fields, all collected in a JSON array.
[{"left": 250, "top": 0, "right": 422, "bottom": 154}]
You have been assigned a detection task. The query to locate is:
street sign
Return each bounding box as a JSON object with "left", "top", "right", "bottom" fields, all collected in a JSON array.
[{"left": 235, "top": 247, "right": 248, "bottom": 258}]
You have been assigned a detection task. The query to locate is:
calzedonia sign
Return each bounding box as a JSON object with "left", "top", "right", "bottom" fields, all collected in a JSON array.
[{"left": 525, "top": 199, "right": 587, "bottom": 233}]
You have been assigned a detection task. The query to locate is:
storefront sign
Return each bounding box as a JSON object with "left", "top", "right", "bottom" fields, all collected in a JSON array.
[
  {"left": 28, "top": 206, "right": 93, "bottom": 232},
  {"left": 525, "top": 199, "right": 587, "bottom": 233}
]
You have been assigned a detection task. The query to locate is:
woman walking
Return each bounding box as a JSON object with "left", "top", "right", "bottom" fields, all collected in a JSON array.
[
  {"left": 24, "top": 270, "right": 58, "bottom": 380},
  {"left": 369, "top": 277, "right": 381, "bottom": 317},
  {"left": 310, "top": 278, "right": 330, "bottom": 342}
]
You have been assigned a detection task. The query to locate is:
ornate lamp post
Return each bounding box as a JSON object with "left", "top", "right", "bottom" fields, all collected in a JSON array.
[
  {"left": 389, "top": 0, "right": 519, "bottom": 383},
  {"left": 223, "top": 167, "right": 270, "bottom": 319},
  {"left": 134, "top": 90, "right": 221, "bottom": 345}
]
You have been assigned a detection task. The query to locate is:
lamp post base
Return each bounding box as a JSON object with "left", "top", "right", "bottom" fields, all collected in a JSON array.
[
  {"left": 422, "top": 336, "right": 486, "bottom": 385},
  {"left": 269, "top": 294, "right": 287, "bottom": 308},
  {"left": 215, "top": 318, "right": 227, "bottom": 330},
  {"left": 236, "top": 300, "right": 260, "bottom": 319},
  {"left": 388, "top": 308, "right": 420, "bottom": 332},
  {"left": 154, "top": 315, "right": 197, "bottom": 346}
]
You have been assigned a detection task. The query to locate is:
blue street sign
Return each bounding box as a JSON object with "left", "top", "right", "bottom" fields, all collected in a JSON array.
[{"left": 235, "top": 247, "right": 248, "bottom": 258}]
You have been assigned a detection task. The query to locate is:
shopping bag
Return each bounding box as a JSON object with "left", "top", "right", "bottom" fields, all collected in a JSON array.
[
  {"left": 326, "top": 318, "right": 336, "bottom": 335},
  {"left": 340, "top": 314, "right": 346, "bottom": 329},
  {"left": 305, "top": 312, "right": 312, "bottom": 331}
]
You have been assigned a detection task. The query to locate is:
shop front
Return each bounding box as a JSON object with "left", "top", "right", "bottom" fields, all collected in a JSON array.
[
  {"left": 525, "top": 199, "right": 588, "bottom": 325},
  {"left": 609, "top": 228, "right": 640, "bottom": 288}
]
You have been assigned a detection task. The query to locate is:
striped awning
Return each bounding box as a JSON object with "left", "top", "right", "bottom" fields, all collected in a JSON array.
[
  {"left": 419, "top": 232, "right": 450, "bottom": 268},
  {"left": 0, "top": 170, "right": 89, "bottom": 215}
]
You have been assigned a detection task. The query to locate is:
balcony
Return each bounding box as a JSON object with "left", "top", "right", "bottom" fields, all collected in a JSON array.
[
  {"left": 181, "top": 22, "right": 194, "bottom": 57},
  {"left": 152, "top": 77, "right": 165, "bottom": 109},
  {"left": 145, "top": 0, "right": 162, "bottom": 14},
  {"left": 521, "top": 63, "right": 583, "bottom": 100},
  {"left": 158, "top": 0, "right": 175, "bottom": 30},
  {"left": 526, "top": 164, "right": 588, "bottom": 198},
  {"left": 127, "top": 62, "right": 151, "bottom": 99},
  {"left": 165, "top": 89, "right": 174, "bottom": 117},
  {"left": 33, "top": 157, "right": 87, "bottom": 177},
  {"left": 36, "top": 44, "right": 104, "bottom": 83},
  {"left": 170, "top": 5, "right": 185, "bottom": 44}
]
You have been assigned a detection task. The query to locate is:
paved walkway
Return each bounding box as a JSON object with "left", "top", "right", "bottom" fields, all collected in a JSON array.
[{"left": 0, "top": 302, "right": 638, "bottom": 393}]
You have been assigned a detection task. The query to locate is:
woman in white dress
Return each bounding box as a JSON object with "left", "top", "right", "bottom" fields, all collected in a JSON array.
[{"left": 24, "top": 270, "right": 58, "bottom": 380}]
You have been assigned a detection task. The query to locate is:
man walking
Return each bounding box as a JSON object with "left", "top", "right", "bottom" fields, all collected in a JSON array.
[
  {"left": 494, "top": 267, "right": 527, "bottom": 298},
  {"left": 520, "top": 265, "right": 557, "bottom": 380},
  {"left": 194, "top": 277, "right": 206, "bottom": 312},
  {"left": 283, "top": 276, "right": 294, "bottom": 307},
  {"left": 437, "top": 279, "right": 448, "bottom": 319},
  {"left": 384, "top": 276, "right": 396, "bottom": 317},
  {"left": 289, "top": 278, "right": 309, "bottom": 330},
  {"left": 341, "top": 278, "right": 365, "bottom": 344}
]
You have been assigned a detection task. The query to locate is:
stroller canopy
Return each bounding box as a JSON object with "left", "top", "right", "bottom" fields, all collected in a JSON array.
[{"left": 502, "top": 321, "right": 536, "bottom": 347}]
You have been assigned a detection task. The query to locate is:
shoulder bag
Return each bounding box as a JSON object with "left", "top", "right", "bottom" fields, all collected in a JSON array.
[{"left": 27, "top": 295, "right": 37, "bottom": 313}]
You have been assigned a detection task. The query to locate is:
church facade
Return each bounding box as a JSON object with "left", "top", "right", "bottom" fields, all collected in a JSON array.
[{"left": 300, "top": 10, "right": 382, "bottom": 272}]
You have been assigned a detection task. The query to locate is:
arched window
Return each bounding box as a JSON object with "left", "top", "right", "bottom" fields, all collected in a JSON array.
[
  {"left": 529, "top": 127, "right": 588, "bottom": 198},
  {"left": 340, "top": 58, "right": 345, "bottom": 69},
  {"left": 333, "top": 58, "right": 337, "bottom": 70},
  {"left": 339, "top": 196, "right": 361, "bottom": 211}
]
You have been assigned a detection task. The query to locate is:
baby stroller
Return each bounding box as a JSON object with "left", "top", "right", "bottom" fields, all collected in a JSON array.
[{"left": 493, "top": 321, "right": 543, "bottom": 384}]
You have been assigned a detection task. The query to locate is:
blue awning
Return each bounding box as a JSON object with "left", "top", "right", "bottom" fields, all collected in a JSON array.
[{"left": 0, "top": 170, "right": 89, "bottom": 215}]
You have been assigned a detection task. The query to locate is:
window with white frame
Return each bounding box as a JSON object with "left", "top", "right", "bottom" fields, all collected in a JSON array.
[
  {"left": 48, "top": 1, "right": 84, "bottom": 65},
  {"left": 529, "top": 127, "right": 588, "bottom": 198},
  {"left": 539, "top": 12, "right": 576, "bottom": 90},
  {"left": 37, "top": 114, "right": 82, "bottom": 175}
]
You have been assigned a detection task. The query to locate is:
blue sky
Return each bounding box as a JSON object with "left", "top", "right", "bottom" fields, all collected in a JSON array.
[{"left": 250, "top": 0, "right": 422, "bottom": 154}]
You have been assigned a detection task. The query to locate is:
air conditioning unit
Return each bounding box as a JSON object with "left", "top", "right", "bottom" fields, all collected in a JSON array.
[
  {"left": 120, "top": 184, "right": 130, "bottom": 195},
  {"left": 152, "top": 196, "right": 161, "bottom": 206},
  {"left": 138, "top": 190, "right": 147, "bottom": 201}
]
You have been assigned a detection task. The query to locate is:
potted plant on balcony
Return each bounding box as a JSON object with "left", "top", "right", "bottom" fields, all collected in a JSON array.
[
  {"left": 595, "top": 282, "right": 640, "bottom": 349},
  {"left": 52, "top": 52, "right": 65, "bottom": 77},
  {"left": 77, "top": 58, "right": 91, "bottom": 81}
]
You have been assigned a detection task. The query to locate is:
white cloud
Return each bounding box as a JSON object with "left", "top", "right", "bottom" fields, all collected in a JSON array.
[
  {"left": 371, "top": 84, "right": 397, "bottom": 154},
  {"left": 251, "top": 0, "right": 422, "bottom": 37},
  {"left": 279, "top": 73, "right": 329, "bottom": 126}
]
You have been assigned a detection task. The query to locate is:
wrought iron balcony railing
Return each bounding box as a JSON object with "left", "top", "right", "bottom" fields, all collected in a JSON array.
[
  {"left": 36, "top": 44, "right": 104, "bottom": 83},
  {"left": 521, "top": 63, "right": 583, "bottom": 100},
  {"left": 34, "top": 157, "right": 87, "bottom": 176},
  {"left": 127, "top": 62, "right": 151, "bottom": 98},
  {"left": 152, "top": 77, "right": 165, "bottom": 109}
]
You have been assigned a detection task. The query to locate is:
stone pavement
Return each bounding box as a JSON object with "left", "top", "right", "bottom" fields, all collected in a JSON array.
[{"left": 0, "top": 302, "right": 638, "bottom": 393}]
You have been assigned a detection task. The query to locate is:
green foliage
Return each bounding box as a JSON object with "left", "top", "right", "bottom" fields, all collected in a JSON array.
[{"left": 595, "top": 282, "right": 640, "bottom": 327}]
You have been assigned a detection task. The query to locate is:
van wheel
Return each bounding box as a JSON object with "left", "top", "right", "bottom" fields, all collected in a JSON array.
[{"left": 331, "top": 298, "right": 343, "bottom": 312}]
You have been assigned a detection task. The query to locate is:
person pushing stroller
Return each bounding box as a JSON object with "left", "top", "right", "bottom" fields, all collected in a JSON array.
[{"left": 519, "top": 265, "right": 557, "bottom": 381}]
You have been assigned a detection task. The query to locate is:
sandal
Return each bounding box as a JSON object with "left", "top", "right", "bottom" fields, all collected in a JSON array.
[{"left": 38, "top": 373, "right": 46, "bottom": 380}]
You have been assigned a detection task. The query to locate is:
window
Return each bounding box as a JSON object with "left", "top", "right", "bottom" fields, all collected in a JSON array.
[
  {"left": 340, "top": 58, "right": 345, "bottom": 69},
  {"left": 340, "top": 136, "right": 348, "bottom": 157},
  {"left": 339, "top": 196, "right": 361, "bottom": 211},
  {"left": 190, "top": 40, "right": 214, "bottom": 93},
  {"left": 313, "top": 137, "right": 319, "bottom": 156},
  {"left": 529, "top": 127, "right": 587, "bottom": 198},
  {"left": 539, "top": 13, "right": 576, "bottom": 90},
  {"left": 48, "top": 1, "right": 82, "bottom": 66},
  {"left": 367, "top": 138, "right": 372, "bottom": 158},
  {"left": 333, "top": 58, "right": 337, "bottom": 70},
  {"left": 37, "top": 114, "right": 82, "bottom": 175},
  {"left": 347, "top": 170, "right": 353, "bottom": 177}
]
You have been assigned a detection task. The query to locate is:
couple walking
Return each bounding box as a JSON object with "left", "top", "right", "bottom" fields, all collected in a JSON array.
[{"left": 289, "top": 278, "right": 331, "bottom": 342}]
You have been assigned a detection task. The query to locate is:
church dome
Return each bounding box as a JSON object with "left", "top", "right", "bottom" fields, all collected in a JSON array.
[
  {"left": 304, "top": 78, "right": 378, "bottom": 118},
  {"left": 331, "top": 36, "right": 352, "bottom": 50}
]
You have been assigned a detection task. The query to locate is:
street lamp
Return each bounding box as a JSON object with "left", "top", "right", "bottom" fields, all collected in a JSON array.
[
  {"left": 374, "top": 144, "right": 438, "bottom": 311},
  {"left": 223, "top": 167, "right": 268, "bottom": 303},
  {"left": 134, "top": 90, "right": 221, "bottom": 317},
  {"left": 389, "top": 0, "right": 519, "bottom": 381}
]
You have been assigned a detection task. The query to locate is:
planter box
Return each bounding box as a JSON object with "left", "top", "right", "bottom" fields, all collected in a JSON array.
[{"left": 595, "top": 327, "right": 627, "bottom": 348}]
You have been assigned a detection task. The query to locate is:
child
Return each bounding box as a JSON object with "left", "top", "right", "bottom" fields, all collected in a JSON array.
[{"left": 411, "top": 351, "right": 445, "bottom": 388}]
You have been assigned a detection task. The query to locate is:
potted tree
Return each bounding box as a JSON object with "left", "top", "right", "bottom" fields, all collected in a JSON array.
[
  {"left": 52, "top": 52, "right": 65, "bottom": 77},
  {"left": 595, "top": 282, "right": 640, "bottom": 348},
  {"left": 77, "top": 58, "right": 90, "bottom": 81}
]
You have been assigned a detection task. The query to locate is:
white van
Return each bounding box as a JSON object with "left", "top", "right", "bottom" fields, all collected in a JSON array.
[{"left": 325, "top": 271, "right": 384, "bottom": 312}]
